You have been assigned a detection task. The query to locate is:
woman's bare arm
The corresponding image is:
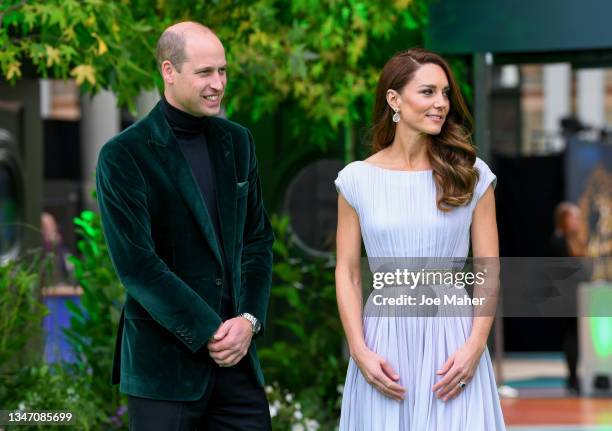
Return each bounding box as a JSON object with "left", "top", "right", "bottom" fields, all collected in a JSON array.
[{"left": 336, "top": 194, "right": 405, "bottom": 401}]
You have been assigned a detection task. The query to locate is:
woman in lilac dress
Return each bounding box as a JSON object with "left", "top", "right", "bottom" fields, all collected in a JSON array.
[{"left": 334, "top": 49, "right": 506, "bottom": 430}]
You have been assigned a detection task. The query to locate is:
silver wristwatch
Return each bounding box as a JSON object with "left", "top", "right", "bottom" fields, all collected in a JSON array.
[{"left": 239, "top": 313, "right": 261, "bottom": 334}]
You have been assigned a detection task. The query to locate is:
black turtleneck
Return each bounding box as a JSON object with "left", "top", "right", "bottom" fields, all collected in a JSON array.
[{"left": 161, "top": 97, "right": 233, "bottom": 319}]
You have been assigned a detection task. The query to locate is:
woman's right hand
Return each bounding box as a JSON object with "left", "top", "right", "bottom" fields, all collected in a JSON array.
[{"left": 353, "top": 348, "right": 406, "bottom": 401}]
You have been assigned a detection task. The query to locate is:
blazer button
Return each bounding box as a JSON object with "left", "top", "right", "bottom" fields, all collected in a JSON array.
[{"left": 215, "top": 278, "right": 223, "bottom": 286}]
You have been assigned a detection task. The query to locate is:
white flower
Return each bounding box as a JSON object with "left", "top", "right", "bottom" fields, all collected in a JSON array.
[
  {"left": 285, "top": 393, "right": 294, "bottom": 403},
  {"left": 265, "top": 385, "right": 274, "bottom": 394},
  {"left": 337, "top": 384, "right": 344, "bottom": 394},
  {"left": 292, "top": 424, "right": 305, "bottom": 431},
  {"left": 273, "top": 400, "right": 281, "bottom": 409},
  {"left": 18, "top": 402, "right": 26, "bottom": 411},
  {"left": 306, "top": 419, "right": 320, "bottom": 431},
  {"left": 293, "top": 410, "right": 303, "bottom": 420},
  {"left": 293, "top": 282, "right": 304, "bottom": 289},
  {"left": 295, "top": 402, "right": 301, "bottom": 410},
  {"left": 269, "top": 405, "right": 278, "bottom": 418}
]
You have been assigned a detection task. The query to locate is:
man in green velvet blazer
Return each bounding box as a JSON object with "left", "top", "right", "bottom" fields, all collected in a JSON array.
[{"left": 96, "top": 21, "right": 274, "bottom": 430}]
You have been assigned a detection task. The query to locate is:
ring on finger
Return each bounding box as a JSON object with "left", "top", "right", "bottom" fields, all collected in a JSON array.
[{"left": 457, "top": 379, "right": 467, "bottom": 389}]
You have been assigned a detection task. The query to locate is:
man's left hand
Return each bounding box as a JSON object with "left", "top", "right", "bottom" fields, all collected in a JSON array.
[{"left": 207, "top": 317, "right": 253, "bottom": 367}]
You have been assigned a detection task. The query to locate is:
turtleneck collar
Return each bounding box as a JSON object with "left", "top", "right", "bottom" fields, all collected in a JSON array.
[{"left": 161, "top": 96, "right": 205, "bottom": 135}]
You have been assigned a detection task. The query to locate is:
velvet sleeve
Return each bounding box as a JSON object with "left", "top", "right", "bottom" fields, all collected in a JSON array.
[{"left": 236, "top": 130, "right": 274, "bottom": 338}]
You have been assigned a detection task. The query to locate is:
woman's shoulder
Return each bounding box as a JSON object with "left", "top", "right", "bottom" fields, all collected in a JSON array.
[
  {"left": 473, "top": 156, "right": 496, "bottom": 181},
  {"left": 473, "top": 156, "right": 494, "bottom": 173},
  {"left": 473, "top": 156, "right": 487, "bottom": 169},
  {"left": 471, "top": 156, "right": 497, "bottom": 201},
  {"left": 336, "top": 160, "right": 367, "bottom": 179},
  {"left": 335, "top": 161, "right": 369, "bottom": 210}
]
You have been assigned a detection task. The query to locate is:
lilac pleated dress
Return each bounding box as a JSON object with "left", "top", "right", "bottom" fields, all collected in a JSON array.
[{"left": 335, "top": 158, "right": 506, "bottom": 431}]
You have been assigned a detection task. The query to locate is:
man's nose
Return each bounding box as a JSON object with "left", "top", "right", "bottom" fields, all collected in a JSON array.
[{"left": 210, "top": 73, "right": 224, "bottom": 91}]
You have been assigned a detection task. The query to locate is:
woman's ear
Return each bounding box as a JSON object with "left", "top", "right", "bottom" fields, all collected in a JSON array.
[{"left": 386, "top": 89, "right": 400, "bottom": 111}]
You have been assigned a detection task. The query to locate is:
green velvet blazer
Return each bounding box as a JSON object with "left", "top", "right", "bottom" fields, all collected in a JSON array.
[{"left": 96, "top": 102, "right": 274, "bottom": 401}]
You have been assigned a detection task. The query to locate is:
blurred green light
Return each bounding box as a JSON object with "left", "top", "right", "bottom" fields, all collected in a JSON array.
[{"left": 590, "top": 288, "right": 612, "bottom": 359}]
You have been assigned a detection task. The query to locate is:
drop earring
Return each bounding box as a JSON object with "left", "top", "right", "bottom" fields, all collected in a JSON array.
[{"left": 392, "top": 107, "right": 400, "bottom": 123}]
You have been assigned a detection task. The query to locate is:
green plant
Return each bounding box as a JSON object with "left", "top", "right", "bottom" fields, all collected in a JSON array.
[
  {"left": 1, "top": 0, "right": 427, "bottom": 144},
  {"left": 0, "top": 251, "right": 48, "bottom": 379},
  {"left": 62, "top": 209, "right": 126, "bottom": 428},
  {"left": 265, "top": 382, "right": 322, "bottom": 431},
  {"left": 259, "top": 215, "right": 346, "bottom": 426},
  {"left": 5, "top": 363, "right": 109, "bottom": 430}
]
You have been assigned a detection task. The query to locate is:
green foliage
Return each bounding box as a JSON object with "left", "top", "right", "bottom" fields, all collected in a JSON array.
[
  {"left": 447, "top": 56, "right": 473, "bottom": 107},
  {"left": 4, "top": 363, "right": 110, "bottom": 430},
  {"left": 265, "top": 382, "right": 323, "bottom": 430},
  {"left": 215, "top": 0, "right": 427, "bottom": 120},
  {"left": 0, "top": 0, "right": 157, "bottom": 111},
  {"left": 0, "top": 252, "right": 48, "bottom": 373},
  {"left": 0, "top": 213, "right": 126, "bottom": 428},
  {"left": 260, "top": 215, "right": 346, "bottom": 426},
  {"left": 62, "top": 210, "right": 126, "bottom": 428},
  {"left": 1, "top": 0, "right": 428, "bottom": 144}
]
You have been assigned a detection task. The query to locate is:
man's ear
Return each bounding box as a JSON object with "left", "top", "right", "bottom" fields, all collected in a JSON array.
[
  {"left": 161, "top": 60, "right": 175, "bottom": 85},
  {"left": 386, "top": 89, "right": 400, "bottom": 111}
]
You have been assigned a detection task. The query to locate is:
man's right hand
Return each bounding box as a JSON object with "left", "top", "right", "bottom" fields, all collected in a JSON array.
[
  {"left": 353, "top": 347, "right": 406, "bottom": 401},
  {"left": 207, "top": 318, "right": 253, "bottom": 367}
]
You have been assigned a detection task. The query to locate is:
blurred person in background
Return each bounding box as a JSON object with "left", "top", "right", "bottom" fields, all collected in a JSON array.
[
  {"left": 41, "top": 212, "right": 72, "bottom": 284},
  {"left": 551, "top": 202, "right": 586, "bottom": 258},
  {"left": 551, "top": 202, "right": 586, "bottom": 394}
]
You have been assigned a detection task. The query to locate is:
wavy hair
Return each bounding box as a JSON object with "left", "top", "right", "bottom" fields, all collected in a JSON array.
[{"left": 371, "top": 48, "right": 478, "bottom": 211}]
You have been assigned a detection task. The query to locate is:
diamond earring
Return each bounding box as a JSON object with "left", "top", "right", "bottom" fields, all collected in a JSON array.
[{"left": 392, "top": 108, "right": 400, "bottom": 123}]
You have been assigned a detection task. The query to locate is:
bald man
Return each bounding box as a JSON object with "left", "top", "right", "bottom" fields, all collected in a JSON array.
[{"left": 96, "top": 22, "right": 273, "bottom": 430}]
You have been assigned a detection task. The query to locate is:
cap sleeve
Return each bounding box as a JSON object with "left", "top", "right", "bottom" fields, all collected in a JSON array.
[
  {"left": 473, "top": 157, "right": 497, "bottom": 205},
  {"left": 334, "top": 163, "right": 358, "bottom": 211}
]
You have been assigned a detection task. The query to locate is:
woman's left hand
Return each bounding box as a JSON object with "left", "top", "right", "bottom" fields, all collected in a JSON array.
[{"left": 431, "top": 340, "right": 486, "bottom": 402}]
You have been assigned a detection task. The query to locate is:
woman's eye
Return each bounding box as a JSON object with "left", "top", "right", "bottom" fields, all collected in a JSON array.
[{"left": 422, "top": 90, "right": 432, "bottom": 95}]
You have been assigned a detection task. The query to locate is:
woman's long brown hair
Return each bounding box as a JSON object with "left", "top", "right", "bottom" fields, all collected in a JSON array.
[{"left": 371, "top": 48, "right": 478, "bottom": 211}]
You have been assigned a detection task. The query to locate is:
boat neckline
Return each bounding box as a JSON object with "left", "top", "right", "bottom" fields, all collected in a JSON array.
[{"left": 357, "top": 160, "right": 433, "bottom": 173}]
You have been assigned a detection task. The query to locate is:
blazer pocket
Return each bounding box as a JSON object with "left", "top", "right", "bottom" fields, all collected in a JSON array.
[{"left": 236, "top": 180, "right": 249, "bottom": 198}]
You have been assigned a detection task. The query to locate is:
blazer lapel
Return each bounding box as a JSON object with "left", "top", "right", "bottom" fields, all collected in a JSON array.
[
  {"left": 146, "top": 104, "right": 224, "bottom": 268},
  {"left": 205, "top": 117, "right": 237, "bottom": 269}
]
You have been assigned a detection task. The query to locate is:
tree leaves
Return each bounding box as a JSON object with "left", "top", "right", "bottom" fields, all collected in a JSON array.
[
  {"left": 91, "top": 32, "right": 107, "bottom": 56},
  {"left": 2, "top": 0, "right": 158, "bottom": 111},
  {"left": 2, "top": 0, "right": 428, "bottom": 141},
  {"left": 70, "top": 64, "right": 96, "bottom": 85},
  {"left": 5, "top": 60, "right": 21, "bottom": 80},
  {"left": 45, "top": 44, "right": 60, "bottom": 66}
]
